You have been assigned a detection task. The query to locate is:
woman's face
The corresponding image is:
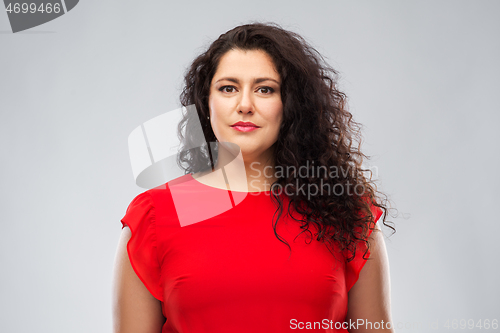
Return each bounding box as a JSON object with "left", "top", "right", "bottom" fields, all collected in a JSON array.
[{"left": 208, "top": 49, "right": 283, "bottom": 164}]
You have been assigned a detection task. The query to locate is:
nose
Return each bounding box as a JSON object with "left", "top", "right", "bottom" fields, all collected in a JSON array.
[{"left": 238, "top": 87, "right": 254, "bottom": 114}]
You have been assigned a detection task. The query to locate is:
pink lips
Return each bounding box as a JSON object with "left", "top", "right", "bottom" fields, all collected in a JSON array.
[{"left": 231, "top": 121, "right": 260, "bottom": 132}]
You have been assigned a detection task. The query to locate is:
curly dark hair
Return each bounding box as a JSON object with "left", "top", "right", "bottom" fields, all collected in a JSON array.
[{"left": 177, "top": 21, "right": 395, "bottom": 261}]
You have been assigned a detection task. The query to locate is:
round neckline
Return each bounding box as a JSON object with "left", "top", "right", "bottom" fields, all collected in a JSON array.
[{"left": 189, "top": 173, "right": 273, "bottom": 194}]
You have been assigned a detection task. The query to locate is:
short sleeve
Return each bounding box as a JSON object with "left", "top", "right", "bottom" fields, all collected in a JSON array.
[
  {"left": 120, "top": 191, "right": 163, "bottom": 302},
  {"left": 344, "top": 204, "right": 384, "bottom": 292}
]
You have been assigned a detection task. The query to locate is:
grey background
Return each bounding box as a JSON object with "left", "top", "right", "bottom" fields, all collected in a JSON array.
[{"left": 1, "top": 0, "right": 499, "bottom": 332}]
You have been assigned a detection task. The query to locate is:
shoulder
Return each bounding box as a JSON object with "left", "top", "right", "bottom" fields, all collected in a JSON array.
[
  {"left": 138, "top": 174, "right": 192, "bottom": 201},
  {"left": 131, "top": 173, "right": 198, "bottom": 228},
  {"left": 359, "top": 195, "right": 384, "bottom": 224}
]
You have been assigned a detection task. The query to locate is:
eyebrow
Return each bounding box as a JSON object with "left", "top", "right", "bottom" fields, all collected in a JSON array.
[{"left": 214, "top": 77, "right": 280, "bottom": 85}]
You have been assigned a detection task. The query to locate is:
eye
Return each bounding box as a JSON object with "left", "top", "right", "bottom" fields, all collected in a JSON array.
[
  {"left": 219, "top": 85, "right": 236, "bottom": 93},
  {"left": 258, "top": 86, "right": 275, "bottom": 94}
]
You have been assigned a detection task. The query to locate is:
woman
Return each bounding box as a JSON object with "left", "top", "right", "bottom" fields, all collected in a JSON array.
[{"left": 113, "top": 22, "right": 395, "bottom": 333}]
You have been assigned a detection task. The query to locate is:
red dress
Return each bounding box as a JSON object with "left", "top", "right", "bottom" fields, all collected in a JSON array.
[{"left": 120, "top": 173, "right": 383, "bottom": 332}]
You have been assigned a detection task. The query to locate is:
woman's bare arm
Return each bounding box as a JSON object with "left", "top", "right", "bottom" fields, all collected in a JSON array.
[
  {"left": 345, "top": 223, "right": 395, "bottom": 332},
  {"left": 112, "top": 226, "right": 166, "bottom": 333}
]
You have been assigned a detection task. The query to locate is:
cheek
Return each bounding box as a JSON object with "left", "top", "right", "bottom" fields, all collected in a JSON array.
[
  {"left": 208, "top": 96, "right": 229, "bottom": 138},
  {"left": 208, "top": 96, "right": 220, "bottom": 124},
  {"left": 270, "top": 104, "right": 283, "bottom": 131},
  {"left": 260, "top": 97, "right": 282, "bottom": 118},
  {"left": 209, "top": 94, "right": 230, "bottom": 120},
  {"left": 208, "top": 94, "right": 216, "bottom": 116}
]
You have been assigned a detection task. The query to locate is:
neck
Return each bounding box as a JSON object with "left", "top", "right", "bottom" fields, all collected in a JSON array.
[{"left": 210, "top": 143, "right": 277, "bottom": 192}]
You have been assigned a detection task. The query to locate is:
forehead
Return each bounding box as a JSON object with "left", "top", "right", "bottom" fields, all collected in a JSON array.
[{"left": 213, "top": 49, "right": 280, "bottom": 81}]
